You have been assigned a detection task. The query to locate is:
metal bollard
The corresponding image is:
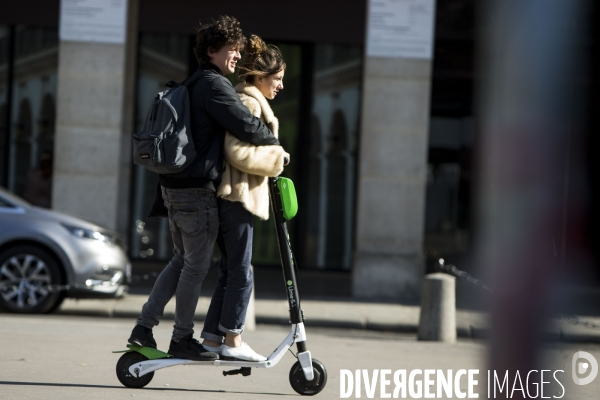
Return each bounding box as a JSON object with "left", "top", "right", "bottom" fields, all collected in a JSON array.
[
  {"left": 245, "top": 265, "right": 256, "bottom": 331},
  {"left": 417, "top": 273, "right": 456, "bottom": 343}
]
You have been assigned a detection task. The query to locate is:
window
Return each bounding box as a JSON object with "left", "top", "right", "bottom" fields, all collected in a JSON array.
[
  {"left": 0, "top": 25, "right": 9, "bottom": 186},
  {"left": 129, "top": 36, "right": 364, "bottom": 272},
  {"left": 0, "top": 196, "right": 15, "bottom": 208},
  {"left": 298, "top": 43, "right": 363, "bottom": 270},
  {"left": 425, "top": 0, "right": 476, "bottom": 263},
  {"left": 250, "top": 42, "right": 303, "bottom": 266},
  {"left": 0, "top": 25, "right": 58, "bottom": 208},
  {"left": 130, "top": 33, "right": 192, "bottom": 260}
]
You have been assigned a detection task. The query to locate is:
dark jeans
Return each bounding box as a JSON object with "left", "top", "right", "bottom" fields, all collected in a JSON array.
[
  {"left": 137, "top": 187, "right": 219, "bottom": 341},
  {"left": 201, "top": 199, "right": 254, "bottom": 342}
]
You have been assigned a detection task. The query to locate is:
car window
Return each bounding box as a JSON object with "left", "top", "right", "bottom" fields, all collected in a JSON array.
[
  {"left": 0, "top": 186, "right": 29, "bottom": 207},
  {"left": 0, "top": 197, "right": 15, "bottom": 208}
]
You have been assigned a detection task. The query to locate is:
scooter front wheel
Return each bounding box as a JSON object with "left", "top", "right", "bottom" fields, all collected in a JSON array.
[
  {"left": 289, "top": 358, "right": 327, "bottom": 396},
  {"left": 116, "top": 351, "right": 154, "bottom": 388}
]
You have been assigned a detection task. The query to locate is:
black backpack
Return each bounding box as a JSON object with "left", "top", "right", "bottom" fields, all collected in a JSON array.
[{"left": 132, "top": 74, "right": 202, "bottom": 174}]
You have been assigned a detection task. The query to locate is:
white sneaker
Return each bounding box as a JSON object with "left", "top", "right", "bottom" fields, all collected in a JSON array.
[
  {"left": 202, "top": 344, "right": 223, "bottom": 354},
  {"left": 221, "top": 342, "right": 267, "bottom": 362}
]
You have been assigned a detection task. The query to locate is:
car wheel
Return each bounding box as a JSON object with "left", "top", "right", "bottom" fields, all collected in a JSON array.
[{"left": 0, "top": 245, "right": 64, "bottom": 313}]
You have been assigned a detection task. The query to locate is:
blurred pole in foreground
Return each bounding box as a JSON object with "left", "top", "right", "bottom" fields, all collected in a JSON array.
[{"left": 478, "top": 0, "right": 591, "bottom": 381}]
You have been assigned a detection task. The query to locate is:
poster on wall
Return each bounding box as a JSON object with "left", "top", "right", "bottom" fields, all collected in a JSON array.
[
  {"left": 59, "top": 0, "right": 128, "bottom": 44},
  {"left": 366, "top": 0, "right": 436, "bottom": 59}
]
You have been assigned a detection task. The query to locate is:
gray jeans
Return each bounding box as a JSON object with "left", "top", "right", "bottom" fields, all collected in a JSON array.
[{"left": 137, "top": 187, "right": 219, "bottom": 341}]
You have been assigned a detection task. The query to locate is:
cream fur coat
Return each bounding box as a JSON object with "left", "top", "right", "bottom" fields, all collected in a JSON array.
[{"left": 217, "top": 83, "right": 286, "bottom": 220}]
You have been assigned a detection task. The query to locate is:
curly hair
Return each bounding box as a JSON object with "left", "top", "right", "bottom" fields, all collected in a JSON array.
[
  {"left": 193, "top": 15, "right": 247, "bottom": 65},
  {"left": 238, "top": 34, "right": 286, "bottom": 84}
]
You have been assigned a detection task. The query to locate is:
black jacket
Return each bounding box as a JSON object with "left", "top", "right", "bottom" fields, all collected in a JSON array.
[{"left": 159, "top": 63, "right": 280, "bottom": 190}]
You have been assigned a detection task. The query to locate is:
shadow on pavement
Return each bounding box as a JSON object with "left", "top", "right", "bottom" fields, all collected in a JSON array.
[{"left": 0, "top": 380, "right": 289, "bottom": 396}]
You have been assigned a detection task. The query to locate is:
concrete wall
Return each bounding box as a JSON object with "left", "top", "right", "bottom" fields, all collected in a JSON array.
[
  {"left": 52, "top": 0, "right": 138, "bottom": 236},
  {"left": 353, "top": 58, "right": 432, "bottom": 301}
]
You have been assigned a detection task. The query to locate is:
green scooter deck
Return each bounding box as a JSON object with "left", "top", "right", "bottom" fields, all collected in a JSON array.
[{"left": 112, "top": 344, "right": 173, "bottom": 360}]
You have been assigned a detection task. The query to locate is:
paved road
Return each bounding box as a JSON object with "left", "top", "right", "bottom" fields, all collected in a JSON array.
[{"left": 1, "top": 315, "right": 599, "bottom": 399}]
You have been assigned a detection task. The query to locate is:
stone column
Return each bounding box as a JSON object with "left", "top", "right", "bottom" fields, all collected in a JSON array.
[
  {"left": 352, "top": 57, "right": 433, "bottom": 301},
  {"left": 52, "top": 0, "right": 139, "bottom": 236}
]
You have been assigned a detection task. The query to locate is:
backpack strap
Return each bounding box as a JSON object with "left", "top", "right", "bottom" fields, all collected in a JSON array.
[
  {"left": 164, "top": 70, "right": 206, "bottom": 89},
  {"left": 183, "top": 70, "right": 206, "bottom": 87}
]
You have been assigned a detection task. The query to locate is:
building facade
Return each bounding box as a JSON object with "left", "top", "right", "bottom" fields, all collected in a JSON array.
[{"left": 0, "top": 0, "right": 478, "bottom": 301}]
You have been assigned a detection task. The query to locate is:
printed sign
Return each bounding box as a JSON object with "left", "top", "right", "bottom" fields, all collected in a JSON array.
[
  {"left": 366, "top": 0, "right": 436, "bottom": 59},
  {"left": 59, "top": 0, "right": 128, "bottom": 44}
]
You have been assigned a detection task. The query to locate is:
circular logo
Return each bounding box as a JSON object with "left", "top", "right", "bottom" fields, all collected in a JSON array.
[
  {"left": 287, "top": 280, "right": 293, "bottom": 286},
  {"left": 573, "top": 351, "right": 599, "bottom": 385}
]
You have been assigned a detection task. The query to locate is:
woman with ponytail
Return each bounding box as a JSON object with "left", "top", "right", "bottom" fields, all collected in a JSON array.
[{"left": 199, "top": 35, "right": 289, "bottom": 361}]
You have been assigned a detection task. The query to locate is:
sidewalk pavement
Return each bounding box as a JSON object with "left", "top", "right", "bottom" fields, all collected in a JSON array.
[{"left": 56, "top": 293, "right": 600, "bottom": 344}]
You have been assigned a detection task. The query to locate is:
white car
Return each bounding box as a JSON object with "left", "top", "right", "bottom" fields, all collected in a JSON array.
[{"left": 0, "top": 187, "right": 130, "bottom": 313}]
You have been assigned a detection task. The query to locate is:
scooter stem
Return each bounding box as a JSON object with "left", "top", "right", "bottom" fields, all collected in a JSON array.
[{"left": 268, "top": 177, "right": 303, "bottom": 325}]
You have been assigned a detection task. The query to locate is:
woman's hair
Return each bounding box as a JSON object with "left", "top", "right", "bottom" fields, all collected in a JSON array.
[
  {"left": 194, "top": 15, "right": 247, "bottom": 65},
  {"left": 238, "top": 35, "right": 286, "bottom": 84}
]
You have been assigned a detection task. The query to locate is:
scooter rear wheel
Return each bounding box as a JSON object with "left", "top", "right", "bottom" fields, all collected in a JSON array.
[
  {"left": 116, "top": 351, "right": 154, "bottom": 388},
  {"left": 289, "top": 358, "right": 327, "bottom": 396}
]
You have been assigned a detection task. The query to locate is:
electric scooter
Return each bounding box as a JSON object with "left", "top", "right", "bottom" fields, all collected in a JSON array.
[{"left": 114, "top": 176, "right": 328, "bottom": 396}]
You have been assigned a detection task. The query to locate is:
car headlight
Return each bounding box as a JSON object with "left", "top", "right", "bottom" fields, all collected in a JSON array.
[{"left": 61, "top": 224, "right": 119, "bottom": 246}]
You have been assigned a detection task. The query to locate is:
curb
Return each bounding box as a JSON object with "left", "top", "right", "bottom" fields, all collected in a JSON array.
[{"left": 52, "top": 308, "right": 600, "bottom": 344}]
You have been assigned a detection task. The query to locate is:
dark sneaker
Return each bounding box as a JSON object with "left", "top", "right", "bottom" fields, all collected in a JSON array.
[
  {"left": 128, "top": 324, "right": 157, "bottom": 348},
  {"left": 168, "top": 334, "right": 219, "bottom": 361}
]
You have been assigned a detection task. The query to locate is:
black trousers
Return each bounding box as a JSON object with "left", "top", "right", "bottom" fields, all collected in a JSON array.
[{"left": 201, "top": 199, "right": 254, "bottom": 341}]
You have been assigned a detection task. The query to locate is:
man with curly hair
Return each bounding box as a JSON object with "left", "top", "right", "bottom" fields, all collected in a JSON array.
[{"left": 128, "top": 15, "right": 279, "bottom": 361}]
